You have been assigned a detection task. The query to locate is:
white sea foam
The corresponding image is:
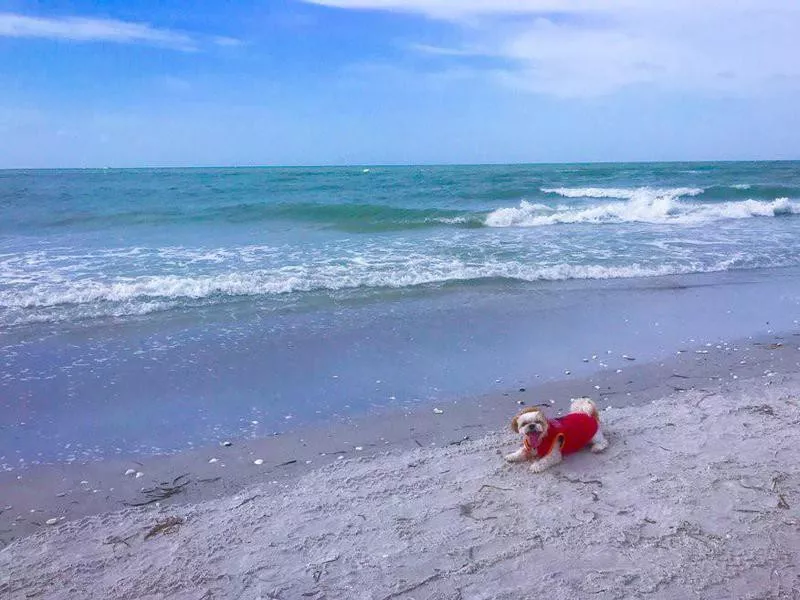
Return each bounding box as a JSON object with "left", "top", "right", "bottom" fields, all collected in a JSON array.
[
  {"left": 482, "top": 201, "right": 554, "bottom": 227},
  {"left": 429, "top": 216, "right": 471, "bottom": 225},
  {"left": 0, "top": 273, "right": 302, "bottom": 309},
  {"left": 731, "top": 184, "right": 752, "bottom": 190},
  {"left": 541, "top": 187, "right": 704, "bottom": 200},
  {"left": 2, "top": 300, "right": 178, "bottom": 326},
  {"left": 0, "top": 256, "right": 750, "bottom": 323},
  {"left": 485, "top": 196, "right": 799, "bottom": 228}
]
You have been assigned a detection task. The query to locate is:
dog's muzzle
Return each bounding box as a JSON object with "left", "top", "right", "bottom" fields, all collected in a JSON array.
[{"left": 525, "top": 431, "right": 541, "bottom": 447}]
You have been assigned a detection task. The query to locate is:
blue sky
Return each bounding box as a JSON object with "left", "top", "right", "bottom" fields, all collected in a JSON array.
[{"left": 1, "top": 0, "right": 799, "bottom": 167}]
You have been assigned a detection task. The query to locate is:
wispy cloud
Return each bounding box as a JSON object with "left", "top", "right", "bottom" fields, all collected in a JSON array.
[
  {"left": 303, "top": 1, "right": 800, "bottom": 98},
  {"left": 303, "top": 0, "right": 615, "bottom": 18},
  {"left": 211, "top": 35, "right": 244, "bottom": 48},
  {"left": 408, "top": 43, "right": 480, "bottom": 58},
  {"left": 0, "top": 12, "right": 238, "bottom": 51}
]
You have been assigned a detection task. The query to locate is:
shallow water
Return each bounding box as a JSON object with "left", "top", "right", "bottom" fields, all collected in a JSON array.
[{"left": 3, "top": 265, "right": 800, "bottom": 466}]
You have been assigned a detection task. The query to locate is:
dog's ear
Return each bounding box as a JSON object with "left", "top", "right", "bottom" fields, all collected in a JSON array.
[{"left": 511, "top": 407, "right": 540, "bottom": 433}]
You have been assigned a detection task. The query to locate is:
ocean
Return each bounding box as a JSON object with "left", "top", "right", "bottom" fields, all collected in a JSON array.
[{"left": 3, "top": 161, "right": 800, "bottom": 466}]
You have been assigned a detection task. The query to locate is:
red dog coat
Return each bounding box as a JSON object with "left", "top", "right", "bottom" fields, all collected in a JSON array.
[{"left": 523, "top": 413, "right": 598, "bottom": 458}]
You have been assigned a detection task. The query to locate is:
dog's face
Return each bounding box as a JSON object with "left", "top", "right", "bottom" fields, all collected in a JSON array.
[{"left": 511, "top": 408, "right": 549, "bottom": 448}]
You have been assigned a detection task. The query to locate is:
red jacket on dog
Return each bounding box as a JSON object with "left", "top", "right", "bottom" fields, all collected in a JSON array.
[{"left": 523, "top": 413, "right": 598, "bottom": 457}]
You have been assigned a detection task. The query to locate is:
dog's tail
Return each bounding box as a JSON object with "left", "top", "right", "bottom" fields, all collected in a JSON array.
[{"left": 570, "top": 397, "right": 599, "bottom": 420}]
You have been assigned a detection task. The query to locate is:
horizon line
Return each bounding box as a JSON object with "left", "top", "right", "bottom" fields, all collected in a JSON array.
[{"left": 1, "top": 158, "right": 799, "bottom": 171}]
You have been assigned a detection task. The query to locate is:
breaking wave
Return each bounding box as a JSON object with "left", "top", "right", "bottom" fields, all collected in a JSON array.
[
  {"left": 541, "top": 186, "right": 704, "bottom": 200},
  {"left": 0, "top": 253, "right": 762, "bottom": 326},
  {"left": 486, "top": 194, "right": 798, "bottom": 228}
]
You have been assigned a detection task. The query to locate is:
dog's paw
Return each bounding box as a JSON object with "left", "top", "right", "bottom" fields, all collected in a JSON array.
[
  {"left": 504, "top": 451, "right": 526, "bottom": 463},
  {"left": 529, "top": 461, "right": 549, "bottom": 473},
  {"left": 590, "top": 439, "right": 609, "bottom": 453}
]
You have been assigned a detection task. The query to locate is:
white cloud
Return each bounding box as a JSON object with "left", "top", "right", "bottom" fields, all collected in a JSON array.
[
  {"left": 303, "top": 0, "right": 800, "bottom": 97},
  {"left": 302, "top": 0, "right": 792, "bottom": 19},
  {"left": 0, "top": 13, "right": 197, "bottom": 51},
  {"left": 212, "top": 35, "right": 245, "bottom": 48},
  {"left": 409, "top": 43, "right": 479, "bottom": 58},
  {"left": 303, "top": 0, "right": 634, "bottom": 18}
]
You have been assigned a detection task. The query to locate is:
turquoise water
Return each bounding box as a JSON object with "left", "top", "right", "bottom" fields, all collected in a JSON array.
[
  {"left": 3, "top": 161, "right": 800, "bottom": 465},
  {"left": 2, "top": 162, "right": 800, "bottom": 328}
]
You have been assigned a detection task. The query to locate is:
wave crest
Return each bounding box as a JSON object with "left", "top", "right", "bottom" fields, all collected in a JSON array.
[
  {"left": 486, "top": 195, "right": 798, "bottom": 228},
  {"left": 0, "top": 254, "right": 756, "bottom": 326},
  {"left": 541, "top": 186, "right": 704, "bottom": 199}
]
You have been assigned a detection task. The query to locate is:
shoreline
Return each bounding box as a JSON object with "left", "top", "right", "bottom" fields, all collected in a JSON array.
[
  {"left": 2, "top": 367, "right": 799, "bottom": 598},
  {"left": 5, "top": 264, "right": 800, "bottom": 465},
  {"left": 2, "top": 328, "right": 799, "bottom": 548}
]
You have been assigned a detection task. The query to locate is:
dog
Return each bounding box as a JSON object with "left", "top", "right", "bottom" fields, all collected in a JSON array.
[{"left": 505, "top": 397, "right": 608, "bottom": 472}]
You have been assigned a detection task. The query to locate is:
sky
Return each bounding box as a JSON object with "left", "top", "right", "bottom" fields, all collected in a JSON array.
[{"left": 1, "top": 0, "right": 799, "bottom": 167}]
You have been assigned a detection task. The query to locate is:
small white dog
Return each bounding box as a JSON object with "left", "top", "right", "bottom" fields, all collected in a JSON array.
[{"left": 505, "top": 397, "right": 608, "bottom": 472}]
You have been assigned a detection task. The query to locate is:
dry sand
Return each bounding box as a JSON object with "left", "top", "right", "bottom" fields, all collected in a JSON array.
[{"left": 2, "top": 374, "right": 799, "bottom": 600}]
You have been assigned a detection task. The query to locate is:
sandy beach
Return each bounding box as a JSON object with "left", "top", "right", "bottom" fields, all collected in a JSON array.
[
  {"left": 3, "top": 342, "right": 800, "bottom": 599},
  {"left": 3, "top": 329, "right": 800, "bottom": 544}
]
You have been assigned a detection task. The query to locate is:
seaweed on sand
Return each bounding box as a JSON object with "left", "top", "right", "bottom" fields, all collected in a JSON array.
[
  {"left": 144, "top": 516, "right": 184, "bottom": 540},
  {"left": 124, "top": 474, "right": 191, "bottom": 507}
]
